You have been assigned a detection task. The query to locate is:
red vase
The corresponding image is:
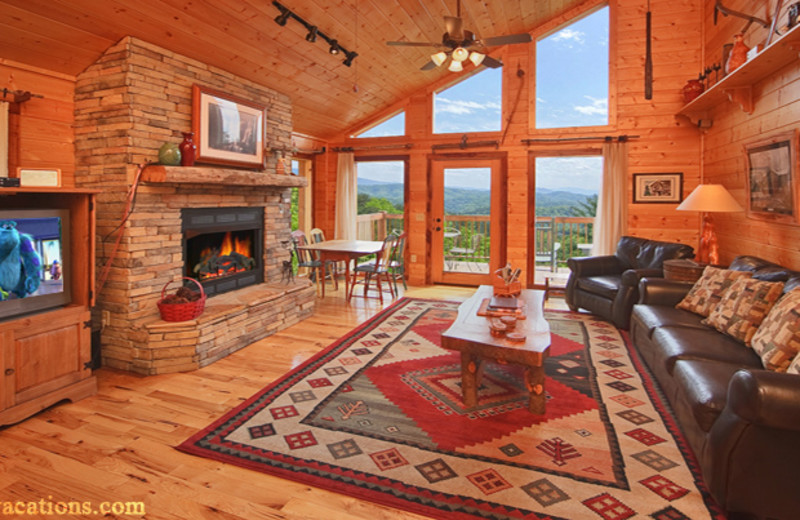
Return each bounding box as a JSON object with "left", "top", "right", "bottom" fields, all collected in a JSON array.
[
  {"left": 179, "top": 132, "right": 196, "bottom": 167},
  {"left": 682, "top": 79, "right": 705, "bottom": 103}
]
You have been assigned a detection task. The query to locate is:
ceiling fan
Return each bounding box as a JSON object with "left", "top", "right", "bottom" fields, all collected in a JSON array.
[{"left": 386, "top": 0, "right": 532, "bottom": 72}]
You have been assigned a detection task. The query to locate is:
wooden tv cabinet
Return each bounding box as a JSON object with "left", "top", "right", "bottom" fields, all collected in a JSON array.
[{"left": 0, "top": 188, "right": 98, "bottom": 426}]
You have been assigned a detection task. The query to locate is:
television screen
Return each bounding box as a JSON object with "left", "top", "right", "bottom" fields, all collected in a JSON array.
[{"left": 0, "top": 209, "right": 71, "bottom": 321}]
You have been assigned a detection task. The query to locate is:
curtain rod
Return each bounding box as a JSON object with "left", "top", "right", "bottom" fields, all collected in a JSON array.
[
  {"left": 332, "top": 144, "right": 413, "bottom": 152},
  {"left": 521, "top": 135, "right": 640, "bottom": 144},
  {"left": 1, "top": 88, "right": 43, "bottom": 103},
  {"left": 432, "top": 134, "right": 500, "bottom": 152}
]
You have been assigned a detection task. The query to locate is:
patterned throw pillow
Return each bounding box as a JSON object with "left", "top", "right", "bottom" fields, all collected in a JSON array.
[
  {"left": 676, "top": 266, "right": 752, "bottom": 317},
  {"left": 752, "top": 289, "right": 800, "bottom": 372},
  {"left": 703, "top": 277, "right": 785, "bottom": 346}
]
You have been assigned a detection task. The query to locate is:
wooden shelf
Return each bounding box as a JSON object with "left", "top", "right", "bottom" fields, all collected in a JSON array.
[
  {"left": 141, "top": 165, "right": 308, "bottom": 188},
  {"left": 678, "top": 24, "right": 800, "bottom": 125}
]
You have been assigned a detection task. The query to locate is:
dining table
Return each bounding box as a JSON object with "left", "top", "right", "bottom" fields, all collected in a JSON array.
[{"left": 297, "top": 239, "right": 385, "bottom": 300}]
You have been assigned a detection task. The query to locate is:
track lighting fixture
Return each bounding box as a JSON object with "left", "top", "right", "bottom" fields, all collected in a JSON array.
[
  {"left": 274, "top": 8, "right": 290, "bottom": 26},
  {"left": 343, "top": 50, "right": 358, "bottom": 67},
  {"left": 305, "top": 26, "right": 318, "bottom": 43},
  {"left": 272, "top": 1, "right": 356, "bottom": 67},
  {"left": 328, "top": 39, "right": 340, "bottom": 55}
]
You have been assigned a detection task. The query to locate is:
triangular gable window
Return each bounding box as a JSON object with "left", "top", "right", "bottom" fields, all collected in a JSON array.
[{"left": 354, "top": 111, "right": 405, "bottom": 138}]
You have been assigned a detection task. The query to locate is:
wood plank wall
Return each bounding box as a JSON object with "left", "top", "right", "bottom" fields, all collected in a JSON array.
[
  {"left": 315, "top": 0, "right": 704, "bottom": 286},
  {"left": 0, "top": 60, "right": 75, "bottom": 186},
  {"left": 701, "top": 0, "right": 800, "bottom": 268}
]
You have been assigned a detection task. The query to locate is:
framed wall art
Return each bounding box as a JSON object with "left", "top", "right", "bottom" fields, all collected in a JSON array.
[
  {"left": 745, "top": 131, "right": 798, "bottom": 224},
  {"left": 633, "top": 173, "right": 683, "bottom": 203},
  {"left": 192, "top": 85, "right": 266, "bottom": 169}
]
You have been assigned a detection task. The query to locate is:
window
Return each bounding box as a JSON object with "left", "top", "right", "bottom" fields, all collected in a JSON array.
[
  {"left": 354, "top": 111, "right": 405, "bottom": 138},
  {"left": 535, "top": 6, "right": 609, "bottom": 129},
  {"left": 433, "top": 68, "right": 502, "bottom": 134},
  {"left": 356, "top": 160, "right": 405, "bottom": 237}
]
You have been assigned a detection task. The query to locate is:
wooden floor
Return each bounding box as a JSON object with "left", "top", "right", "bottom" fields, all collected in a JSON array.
[{"left": 0, "top": 284, "right": 569, "bottom": 520}]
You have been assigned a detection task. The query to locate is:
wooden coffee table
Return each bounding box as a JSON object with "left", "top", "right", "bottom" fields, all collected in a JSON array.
[{"left": 441, "top": 285, "right": 551, "bottom": 414}]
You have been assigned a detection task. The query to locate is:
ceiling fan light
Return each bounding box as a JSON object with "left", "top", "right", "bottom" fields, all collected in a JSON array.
[
  {"left": 448, "top": 60, "right": 463, "bottom": 72},
  {"left": 469, "top": 51, "right": 485, "bottom": 66},
  {"left": 431, "top": 51, "right": 448, "bottom": 67},
  {"left": 452, "top": 47, "right": 469, "bottom": 62}
]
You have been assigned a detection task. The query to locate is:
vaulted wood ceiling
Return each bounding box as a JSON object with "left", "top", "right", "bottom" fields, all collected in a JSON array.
[{"left": 0, "top": 0, "right": 585, "bottom": 139}]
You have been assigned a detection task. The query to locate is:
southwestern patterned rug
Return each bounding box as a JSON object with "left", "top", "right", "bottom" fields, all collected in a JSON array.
[{"left": 178, "top": 298, "right": 726, "bottom": 520}]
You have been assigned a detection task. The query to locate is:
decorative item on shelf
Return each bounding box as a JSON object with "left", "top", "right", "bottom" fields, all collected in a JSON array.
[
  {"left": 157, "top": 277, "right": 206, "bottom": 322},
  {"left": 725, "top": 34, "right": 750, "bottom": 74},
  {"left": 179, "top": 132, "right": 196, "bottom": 167},
  {"left": 721, "top": 43, "right": 733, "bottom": 77},
  {"left": 493, "top": 263, "right": 521, "bottom": 297},
  {"left": 682, "top": 78, "right": 705, "bottom": 103},
  {"left": 158, "top": 142, "right": 181, "bottom": 166},
  {"left": 789, "top": 3, "right": 800, "bottom": 29}
]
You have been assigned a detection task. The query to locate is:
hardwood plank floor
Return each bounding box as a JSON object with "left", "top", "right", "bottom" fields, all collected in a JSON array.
[{"left": 0, "top": 284, "right": 570, "bottom": 520}]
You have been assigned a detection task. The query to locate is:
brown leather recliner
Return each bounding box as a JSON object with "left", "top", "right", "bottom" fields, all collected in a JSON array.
[{"left": 565, "top": 235, "right": 694, "bottom": 329}]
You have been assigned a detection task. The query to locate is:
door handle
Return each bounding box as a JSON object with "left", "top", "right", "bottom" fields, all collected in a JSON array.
[{"left": 435, "top": 218, "right": 442, "bottom": 223}]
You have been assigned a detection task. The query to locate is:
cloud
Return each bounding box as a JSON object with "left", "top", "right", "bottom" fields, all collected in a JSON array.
[
  {"left": 436, "top": 97, "right": 501, "bottom": 115},
  {"left": 552, "top": 28, "right": 585, "bottom": 44},
  {"left": 573, "top": 96, "right": 607, "bottom": 116}
]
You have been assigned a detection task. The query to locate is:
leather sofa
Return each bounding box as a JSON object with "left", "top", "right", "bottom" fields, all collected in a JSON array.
[
  {"left": 630, "top": 255, "right": 800, "bottom": 520},
  {"left": 565, "top": 236, "right": 694, "bottom": 329}
]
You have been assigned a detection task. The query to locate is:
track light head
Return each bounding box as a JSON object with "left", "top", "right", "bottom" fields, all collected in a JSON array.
[
  {"left": 329, "top": 39, "right": 340, "bottom": 55},
  {"left": 274, "top": 8, "right": 291, "bottom": 26},
  {"left": 305, "top": 25, "right": 318, "bottom": 42},
  {"left": 343, "top": 50, "right": 358, "bottom": 67}
]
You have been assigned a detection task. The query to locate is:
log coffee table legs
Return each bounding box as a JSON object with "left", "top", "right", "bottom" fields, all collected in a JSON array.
[{"left": 459, "top": 352, "right": 546, "bottom": 414}]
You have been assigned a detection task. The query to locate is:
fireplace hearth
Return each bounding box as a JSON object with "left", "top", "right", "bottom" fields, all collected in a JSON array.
[{"left": 182, "top": 207, "right": 264, "bottom": 296}]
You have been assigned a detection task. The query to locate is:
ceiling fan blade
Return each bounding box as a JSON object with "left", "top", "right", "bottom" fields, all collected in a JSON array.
[
  {"left": 421, "top": 60, "right": 439, "bottom": 71},
  {"left": 387, "top": 41, "right": 442, "bottom": 47},
  {"left": 482, "top": 55, "right": 503, "bottom": 68},
  {"left": 444, "top": 16, "right": 464, "bottom": 40},
  {"left": 480, "top": 33, "right": 532, "bottom": 46}
]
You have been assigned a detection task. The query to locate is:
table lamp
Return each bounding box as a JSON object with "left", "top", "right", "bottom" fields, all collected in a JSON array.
[{"left": 676, "top": 184, "right": 744, "bottom": 265}]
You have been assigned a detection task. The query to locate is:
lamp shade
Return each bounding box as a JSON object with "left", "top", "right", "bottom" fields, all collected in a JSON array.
[
  {"left": 431, "top": 51, "right": 448, "bottom": 67},
  {"left": 469, "top": 51, "right": 485, "bottom": 66},
  {"left": 676, "top": 184, "right": 744, "bottom": 213},
  {"left": 448, "top": 60, "right": 463, "bottom": 72},
  {"left": 452, "top": 47, "right": 469, "bottom": 62}
]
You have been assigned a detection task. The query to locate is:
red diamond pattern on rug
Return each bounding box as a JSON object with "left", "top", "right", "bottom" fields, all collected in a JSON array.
[
  {"left": 640, "top": 475, "right": 690, "bottom": 501},
  {"left": 370, "top": 448, "right": 408, "bottom": 471},
  {"left": 625, "top": 428, "right": 667, "bottom": 446},
  {"left": 467, "top": 468, "right": 513, "bottom": 495},
  {"left": 583, "top": 493, "right": 636, "bottom": 520}
]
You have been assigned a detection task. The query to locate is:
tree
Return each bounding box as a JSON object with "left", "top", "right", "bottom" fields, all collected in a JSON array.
[{"left": 571, "top": 194, "right": 598, "bottom": 217}]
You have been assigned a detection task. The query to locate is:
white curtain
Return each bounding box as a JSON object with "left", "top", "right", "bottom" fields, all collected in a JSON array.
[
  {"left": 594, "top": 140, "right": 629, "bottom": 255},
  {"left": 0, "top": 102, "right": 8, "bottom": 178},
  {"left": 334, "top": 151, "right": 357, "bottom": 240}
]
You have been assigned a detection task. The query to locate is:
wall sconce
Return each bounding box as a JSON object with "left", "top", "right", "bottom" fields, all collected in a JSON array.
[{"left": 272, "top": 1, "right": 357, "bottom": 67}]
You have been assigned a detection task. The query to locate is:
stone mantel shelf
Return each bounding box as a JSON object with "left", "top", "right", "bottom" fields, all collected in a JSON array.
[{"left": 141, "top": 165, "right": 308, "bottom": 188}]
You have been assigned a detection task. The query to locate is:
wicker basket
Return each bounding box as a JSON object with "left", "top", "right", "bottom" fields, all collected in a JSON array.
[
  {"left": 493, "top": 276, "right": 521, "bottom": 297},
  {"left": 157, "top": 277, "right": 206, "bottom": 322}
]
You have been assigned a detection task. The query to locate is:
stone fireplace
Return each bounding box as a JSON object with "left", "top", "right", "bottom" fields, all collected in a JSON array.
[{"left": 72, "top": 37, "right": 316, "bottom": 375}]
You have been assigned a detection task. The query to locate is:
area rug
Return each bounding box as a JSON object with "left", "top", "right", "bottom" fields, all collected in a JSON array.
[{"left": 178, "top": 298, "right": 726, "bottom": 520}]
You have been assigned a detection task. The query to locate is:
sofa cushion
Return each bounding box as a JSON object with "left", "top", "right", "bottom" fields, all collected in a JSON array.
[
  {"left": 676, "top": 266, "right": 752, "bottom": 317},
  {"left": 672, "top": 359, "right": 745, "bottom": 432},
  {"left": 752, "top": 289, "right": 800, "bottom": 372},
  {"left": 576, "top": 275, "right": 621, "bottom": 300},
  {"left": 703, "top": 278, "right": 784, "bottom": 347},
  {"left": 630, "top": 304, "right": 706, "bottom": 340},
  {"left": 651, "top": 326, "right": 762, "bottom": 378}
]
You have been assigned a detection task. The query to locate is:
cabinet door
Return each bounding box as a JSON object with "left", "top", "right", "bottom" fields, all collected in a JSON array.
[{"left": 6, "top": 307, "right": 92, "bottom": 407}]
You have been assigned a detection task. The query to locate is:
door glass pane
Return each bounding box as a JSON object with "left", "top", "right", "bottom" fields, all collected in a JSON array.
[{"left": 443, "top": 168, "right": 490, "bottom": 274}]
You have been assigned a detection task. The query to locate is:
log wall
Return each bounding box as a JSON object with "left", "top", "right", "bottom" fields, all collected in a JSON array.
[{"left": 315, "top": 0, "right": 707, "bottom": 286}]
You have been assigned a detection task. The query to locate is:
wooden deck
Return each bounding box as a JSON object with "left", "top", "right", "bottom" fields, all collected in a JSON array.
[{"left": 0, "top": 285, "right": 569, "bottom": 520}]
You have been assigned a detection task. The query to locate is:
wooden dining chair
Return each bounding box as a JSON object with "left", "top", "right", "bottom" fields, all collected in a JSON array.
[
  {"left": 290, "top": 230, "right": 324, "bottom": 294},
  {"left": 349, "top": 235, "right": 396, "bottom": 304},
  {"left": 388, "top": 231, "right": 408, "bottom": 292},
  {"left": 309, "top": 227, "right": 338, "bottom": 290}
]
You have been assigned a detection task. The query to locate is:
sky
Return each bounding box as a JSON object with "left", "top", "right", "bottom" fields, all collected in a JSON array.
[{"left": 356, "top": 6, "right": 609, "bottom": 193}]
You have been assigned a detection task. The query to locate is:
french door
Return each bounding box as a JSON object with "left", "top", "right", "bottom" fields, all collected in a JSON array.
[{"left": 430, "top": 156, "right": 505, "bottom": 285}]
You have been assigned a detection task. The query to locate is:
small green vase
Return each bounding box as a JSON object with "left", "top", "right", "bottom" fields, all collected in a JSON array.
[{"left": 158, "top": 142, "right": 182, "bottom": 166}]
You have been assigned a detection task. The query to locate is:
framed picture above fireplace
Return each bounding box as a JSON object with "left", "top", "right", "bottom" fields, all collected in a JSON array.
[{"left": 192, "top": 85, "right": 266, "bottom": 169}]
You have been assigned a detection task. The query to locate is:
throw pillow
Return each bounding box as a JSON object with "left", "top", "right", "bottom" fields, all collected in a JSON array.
[
  {"left": 752, "top": 289, "right": 800, "bottom": 372},
  {"left": 703, "top": 277, "right": 785, "bottom": 347},
  {"left": 676, "top": 266, "right": 752, "bottom": 317}
]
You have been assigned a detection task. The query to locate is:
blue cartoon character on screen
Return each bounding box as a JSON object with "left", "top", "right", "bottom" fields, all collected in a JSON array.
[{"left": 0, "top": 220, "right": 42, "bottom": 300}]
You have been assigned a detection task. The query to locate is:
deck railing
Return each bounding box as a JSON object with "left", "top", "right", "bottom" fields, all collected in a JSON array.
[{"left": 356, "top": 213, "right": 594, "bottom": 269}]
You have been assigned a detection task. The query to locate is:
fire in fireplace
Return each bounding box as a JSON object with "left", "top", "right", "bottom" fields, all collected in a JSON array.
[{"left": 182, "top": 207, "right": 264, "bottom": 296}]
